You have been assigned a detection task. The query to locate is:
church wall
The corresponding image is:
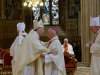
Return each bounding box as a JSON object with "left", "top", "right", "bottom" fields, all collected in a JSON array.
[
  {"left": 61, "top": 0, "right": 81, "bottom": 61},
  {"left": 0, "top": 0, "right": 81, "bottom": 57},
  {"left": 0, "top": 0, "right": 26, "bottom": 49},
  {"left": 1, "top": 0, "right": 99, "bottom": 66},
  {"left": 0, "top": 21, "right": 18, "bottom": 49},
  {"left": 58, "top": 0, "right": 81, "bottom": 44}
]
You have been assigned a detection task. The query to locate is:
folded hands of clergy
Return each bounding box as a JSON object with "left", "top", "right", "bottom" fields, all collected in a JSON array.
[{"left": 86, "top": 41, "right": 93, "bottom": 47}]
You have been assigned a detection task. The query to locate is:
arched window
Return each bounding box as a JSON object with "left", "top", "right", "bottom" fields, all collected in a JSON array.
[{"left": 33, "top": 0, "right": 59, "bottom": 25}]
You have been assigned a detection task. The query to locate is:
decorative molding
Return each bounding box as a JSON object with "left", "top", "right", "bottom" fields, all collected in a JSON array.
[
  {"left": 0, "top": 21, "right": 18, "bottom": 48},
  {"left": 68, "top": 0, "right": 80, "bottom": 19},
  {"left": 67, "top": 19, "right": 78, "bottom": 35}
]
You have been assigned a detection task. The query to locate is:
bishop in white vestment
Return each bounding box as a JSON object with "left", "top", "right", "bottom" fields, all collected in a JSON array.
[
  {"left": 88, "top": 16, "right": 100, "bottom": 75},
  {"left": 16, "top": 20, "right": 50, "bottom": 75},
  {"left": 10, "top": 22, "right": 27, "bottom": 75},
  {"left": 45, "top": 27, "right": 66, "bottom": 75}
]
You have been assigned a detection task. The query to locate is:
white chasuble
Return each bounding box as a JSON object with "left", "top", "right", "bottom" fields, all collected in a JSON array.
[
  {"left": 10, "top": 36, "right": 23, "bottom": 75},
  {"left": 90, "top": 29, "right": 100, "bottom": 75},
  {"left": 16, "top": 30, "right": 48, "bottom": 75},
  {"left": 45, "top": 36, "right": 66, "bottom": 75}
]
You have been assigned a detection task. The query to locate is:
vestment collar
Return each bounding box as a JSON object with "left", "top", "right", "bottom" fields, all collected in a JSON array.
[{"left": 50, "top": 36, "right": 59, "bottom": 41}]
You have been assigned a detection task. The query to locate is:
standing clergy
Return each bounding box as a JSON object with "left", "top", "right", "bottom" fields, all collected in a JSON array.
[
  {"left": 45, "top": 27, "right": 66, "bottom": 75},
  {"left": 88, "top": 16, "right": 100, "bottom": 75},
  {"left": 16, "top": 20, "right": 57, "bottom": 75},
  {"left": 10, "top": 22, "right": 27, "bottom": 75}
]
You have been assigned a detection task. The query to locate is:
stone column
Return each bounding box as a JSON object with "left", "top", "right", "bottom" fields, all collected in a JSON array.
[
  {"left": 90, "top": 0, "right": 100, "bottom": 17},
  {"left": 81, "top": 0, "right": 90, "bottom": 66},
  {"left": 1, "top": 0, "right": 6, "bottom": 20}
]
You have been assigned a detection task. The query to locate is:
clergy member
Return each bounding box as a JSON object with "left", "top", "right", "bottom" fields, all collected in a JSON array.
[
  {"left": 16, "top": 20, "right": 57, "bottom": 75},
  {"left": 10, "top": 22, "right": 27, "bottom": 75},
  {"left": 45, "top": 27, "right": 66, "bottom": 75},
  {"left": 87, "top": 16, "right": 100, "bottom": 75},
  {"left": 62, "top": 38, "right": 74, "bottom": 57}
]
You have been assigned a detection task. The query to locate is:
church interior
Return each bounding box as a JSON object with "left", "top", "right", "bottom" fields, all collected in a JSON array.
[{"left": 0, "top": 0, "right": 99, "bottom": 75}]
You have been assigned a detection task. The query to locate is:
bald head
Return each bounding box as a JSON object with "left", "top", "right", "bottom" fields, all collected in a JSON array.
[
  {"left": 47, "top": 28, "right": 58, "bottom": 39},
  {"left": 64, "top": 38, "right": 68, "bottom": 46}
]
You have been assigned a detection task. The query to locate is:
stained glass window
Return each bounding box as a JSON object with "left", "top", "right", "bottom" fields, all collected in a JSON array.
[
  {"left": 33, "top": 0, "right": 59, "bottom": 25},
  {"left": 52, "top": 0, "right": 59, "bottom": 25},
  {"left": 42, "top": 0, "right": 50, "bottom": 25},
  {"left": 33, "top": 7, "right": 40, "bottom": 20}
]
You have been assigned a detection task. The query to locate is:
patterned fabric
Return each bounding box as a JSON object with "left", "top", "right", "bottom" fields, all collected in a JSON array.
[{"left": 64, "top": 45, "right": 68, "bottom": 52}]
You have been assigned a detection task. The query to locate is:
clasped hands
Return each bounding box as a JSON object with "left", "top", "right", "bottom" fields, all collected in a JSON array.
[
  {"left": 86, "top": 41, "right": 93, "bottom": 47},
  {"left": 41, "top": 48, "right": 58, "bottom": 58}
]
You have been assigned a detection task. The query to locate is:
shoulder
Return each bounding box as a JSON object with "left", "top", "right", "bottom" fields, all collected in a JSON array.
[
  {"left": 68, "top": 44, "right": 73, "bottom": 47},
  {"left": 15, "top": 36, "right": 19, "bottom": 39},
  {"left": 53, "top": 39, "right": 61, "bottom": 45},
  {"left": 13, "top": 36, "right": 19, "bottom": 41},
  {"left": 95, "top": 33, "right": 100, "bottom": 42},
  {"left": 97, "top": 33, "right": 100, "bottom": 37}
]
